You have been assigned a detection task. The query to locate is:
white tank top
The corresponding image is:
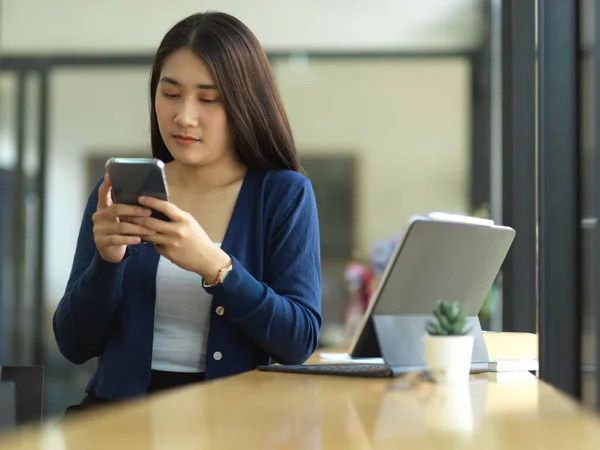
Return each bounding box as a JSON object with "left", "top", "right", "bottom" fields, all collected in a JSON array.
[{"left": 151, "top": 244, "right": 221, "bottom": 373}]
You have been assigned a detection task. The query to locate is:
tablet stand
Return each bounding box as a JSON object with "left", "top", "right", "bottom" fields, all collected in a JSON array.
[{"left": 350, "top": 314, "right": 489, "bottom": 375}]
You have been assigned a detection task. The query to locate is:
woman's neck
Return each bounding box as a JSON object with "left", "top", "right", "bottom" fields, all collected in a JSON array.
[{"left": 166, "top": 157, "right": 247, "bottom": 193}]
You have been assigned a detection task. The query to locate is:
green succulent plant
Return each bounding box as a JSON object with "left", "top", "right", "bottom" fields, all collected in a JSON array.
[{"left": 426, "top": 300, "right": 471, "bottom": 336}]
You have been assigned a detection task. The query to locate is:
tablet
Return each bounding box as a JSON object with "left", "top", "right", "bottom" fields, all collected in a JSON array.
[{"left": 348, "top": 213, "right": 515, "bottom": 371}]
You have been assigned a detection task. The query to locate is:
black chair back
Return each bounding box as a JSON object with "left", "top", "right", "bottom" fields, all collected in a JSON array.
[
  {"left": 0, "top": 381, "right": 16, "bottom": 434},
  {"left": 0, "top": 366, "right": 44, "bottom": 426}
]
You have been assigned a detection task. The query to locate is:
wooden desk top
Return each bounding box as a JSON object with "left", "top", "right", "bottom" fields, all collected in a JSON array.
[{"left": 0, "top": 363, "right": 599, "bottom": 449}]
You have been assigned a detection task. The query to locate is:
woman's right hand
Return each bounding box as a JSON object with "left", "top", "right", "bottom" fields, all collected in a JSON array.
[{"left": 92, "top": 174, "right": 156, "bottom": 263}]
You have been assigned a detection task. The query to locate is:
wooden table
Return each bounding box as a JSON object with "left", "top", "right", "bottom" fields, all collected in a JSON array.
[
  {"left": 0, "top": 370, "right": 598, "bottom": 449},
  {"left": 1, "top": 341, "right": 599, "bottom": 449}
]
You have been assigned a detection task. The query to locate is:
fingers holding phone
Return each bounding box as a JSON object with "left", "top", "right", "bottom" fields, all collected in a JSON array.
[
  {"left": 97, "top": 173, "right": 114, "bottom": 209},
  {"left": 92, "top": 174, "right": 155, "bottom": 263}
]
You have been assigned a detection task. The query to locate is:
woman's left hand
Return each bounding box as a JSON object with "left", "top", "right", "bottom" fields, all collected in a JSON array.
[{"left": 126, "top": 196, "right": 231, "bottom": 282}]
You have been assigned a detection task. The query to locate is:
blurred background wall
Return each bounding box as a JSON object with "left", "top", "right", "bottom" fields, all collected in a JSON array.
[{"left": 1, "top": 0, "right": 484, "bottom": 53}]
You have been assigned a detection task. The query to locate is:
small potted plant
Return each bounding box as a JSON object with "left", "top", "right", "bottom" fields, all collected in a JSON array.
[{"left": 423, "top": 300, "right": 474, "bottom": 383}]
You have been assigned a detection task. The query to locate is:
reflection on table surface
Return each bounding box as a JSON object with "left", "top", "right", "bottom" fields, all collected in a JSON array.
[{"left": 0, "top": 368, "right": 600, "bottom": 449}]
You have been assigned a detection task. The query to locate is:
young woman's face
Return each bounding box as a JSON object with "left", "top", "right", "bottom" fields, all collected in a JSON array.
[{"left": 155, "top": 48, "right": 233, "bottom": 167}]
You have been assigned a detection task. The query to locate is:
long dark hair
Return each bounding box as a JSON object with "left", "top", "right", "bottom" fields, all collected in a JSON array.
[{"left": 149, "top": 12, "right": 300, "bottom": 172}]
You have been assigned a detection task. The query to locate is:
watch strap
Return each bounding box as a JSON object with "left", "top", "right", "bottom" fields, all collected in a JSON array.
[{"left": 203, "top": 263, "right": 233, "bottom": 288}]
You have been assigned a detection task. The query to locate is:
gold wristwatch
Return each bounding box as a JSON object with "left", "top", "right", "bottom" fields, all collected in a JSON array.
[{"left": 202, "top": 262, "right": 233, "bottom": 288}]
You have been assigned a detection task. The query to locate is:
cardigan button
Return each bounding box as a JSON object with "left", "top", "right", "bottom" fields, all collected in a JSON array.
[
  {"left": 215, "top": 306, "right": 225, "bottom": 316},
  {"left": 213, "top": 351, "right": 223, "bottom": 361}
]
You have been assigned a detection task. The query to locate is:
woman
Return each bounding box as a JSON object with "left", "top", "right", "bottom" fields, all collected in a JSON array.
[{"left": 54, "top": 11, "right": 322, "bottom": 412}]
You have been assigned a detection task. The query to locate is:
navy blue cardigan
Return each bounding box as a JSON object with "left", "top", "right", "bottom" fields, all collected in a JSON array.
[{"left": 53, "top": 169, "right": 322, "bottom": 400}]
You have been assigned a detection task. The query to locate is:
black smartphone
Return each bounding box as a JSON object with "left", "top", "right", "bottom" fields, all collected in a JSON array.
[{"left": 105, "top": 157, "right": 171, "bottom": 222}]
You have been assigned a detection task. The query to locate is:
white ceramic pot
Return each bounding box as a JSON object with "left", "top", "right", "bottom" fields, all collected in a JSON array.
[{"left": 423, "top": 335, "right": 474, "bottom": 383}]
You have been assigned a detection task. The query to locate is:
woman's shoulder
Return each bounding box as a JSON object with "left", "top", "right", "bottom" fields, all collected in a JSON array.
[
  {"left": 260, "top": 169, "right": 313, "bottom": 197},
  {"left": 253, "top": 169, "right": 313, "bottom": 208},
  {"left": 255, "top": 169, "right": 316, "bottom": 220}
]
